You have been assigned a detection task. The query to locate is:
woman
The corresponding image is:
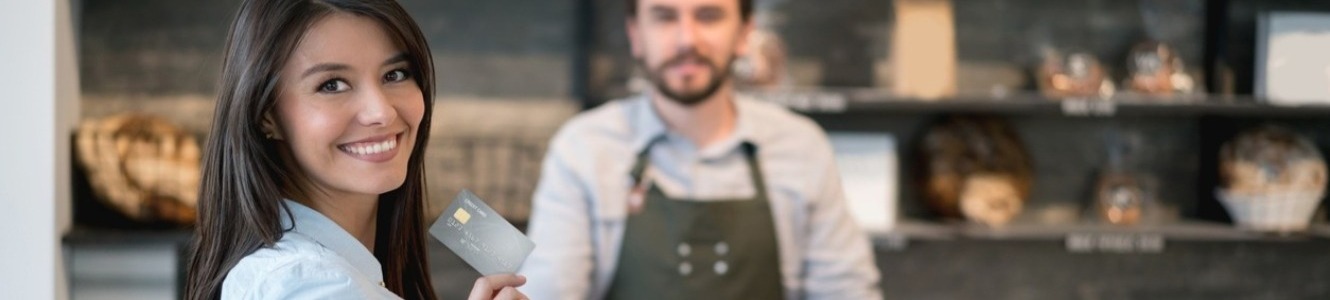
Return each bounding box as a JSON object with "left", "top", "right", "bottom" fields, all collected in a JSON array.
[{"left": 184, "top": 1, "right": 527, "bottom": 299}]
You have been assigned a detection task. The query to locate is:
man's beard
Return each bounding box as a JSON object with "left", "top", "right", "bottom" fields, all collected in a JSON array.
[{"left": 639, "top": 50, "right": 734, "bottom": 106}]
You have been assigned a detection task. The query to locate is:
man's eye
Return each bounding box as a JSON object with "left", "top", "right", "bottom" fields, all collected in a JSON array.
[
  {"left": 651, "top": 11, "right": 676, "bottom": 22},
  {"left": 384, "top": 69, "right": 412, "bottom": 83},
  {"left": 318, "top": 79, "right": 349, "bottom": 93},
  {"left": 696, "top": 9, "right": 723, "bottom": 22}
]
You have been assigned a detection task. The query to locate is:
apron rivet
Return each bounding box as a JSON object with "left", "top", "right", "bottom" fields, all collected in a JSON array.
[
  {"left": 714, "top": 242, "right": 729, "bottom": 255},
  {"left": 677, "top": 243, "right": 692, "bottom": 257},
  {"left": 714, "top": 261, "right": 729, "bottom": 275},
  {"left": 678, "top": 262, "right": 693, "bottom": 276}
]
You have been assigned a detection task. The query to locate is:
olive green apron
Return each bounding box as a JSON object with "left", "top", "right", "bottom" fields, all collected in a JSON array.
[{"left": 605, "top": 141, "right": 785, "bottom": 300}]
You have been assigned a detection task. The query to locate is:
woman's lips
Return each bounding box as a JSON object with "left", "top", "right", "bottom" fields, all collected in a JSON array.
[{"left": 337, "top": 133, "right": 402, "bottom": 163}]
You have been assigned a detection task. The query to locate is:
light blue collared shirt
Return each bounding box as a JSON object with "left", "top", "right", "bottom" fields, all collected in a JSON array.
[
  {"left": 221, "top": 200, "right": 400, "bottom": 299},
  {"left": 520, "top": 94, "right": 883, "bottom": 300}
]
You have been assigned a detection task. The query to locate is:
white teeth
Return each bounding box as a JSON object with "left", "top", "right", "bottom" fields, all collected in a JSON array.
[{"left": 342, "top": 137, "right": 397, "bottom": 156}]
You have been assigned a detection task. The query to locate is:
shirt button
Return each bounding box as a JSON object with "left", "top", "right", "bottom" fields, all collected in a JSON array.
[
  {"left": 378, "top": 281, "right": 385, "bottom": 287},
  {"left": 714, "top": 261, "right": 729, "bottom": 275},
  {"left": 714, "top": 242, "right": 729, "bottom": 256},
  {"left": 678, "top": 262, "right": 693, "bottom": 276},
  {"left": 677, "top": 243, "right": 692, "bottom": 257}
]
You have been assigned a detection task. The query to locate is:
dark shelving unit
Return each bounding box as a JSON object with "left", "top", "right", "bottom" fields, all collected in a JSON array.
[{"left": 747, "top": 89, "right": 1330, "bottom": 117}]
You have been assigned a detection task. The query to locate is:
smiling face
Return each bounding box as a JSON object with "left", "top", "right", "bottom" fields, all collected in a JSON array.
[
  {"left": 270, "top": 13, "right": 424, "bottom": 201},
  {"left": 628, "top": 0, "right": 751, "bottom": 105}
]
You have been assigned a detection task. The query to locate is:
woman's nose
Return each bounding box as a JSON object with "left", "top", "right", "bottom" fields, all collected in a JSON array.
[{"left": 356, "top": 85, "right": 398, "bottom": 127}]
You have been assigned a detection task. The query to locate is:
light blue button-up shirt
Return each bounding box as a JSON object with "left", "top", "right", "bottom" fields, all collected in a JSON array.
[
  {"left": 520, "top": 94, "right": 883, "bottom": 300},
  {"left": 221, "top": 200, "right": 400, "bottom": 299}
]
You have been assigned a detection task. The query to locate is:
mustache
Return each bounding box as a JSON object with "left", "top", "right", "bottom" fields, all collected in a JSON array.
[{"left": 659, "top": 49, "right": 714, "bottom": 70}]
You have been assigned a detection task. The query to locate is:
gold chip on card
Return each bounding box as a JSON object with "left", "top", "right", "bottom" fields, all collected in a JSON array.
[{"left": 454, "top": 208, "right": 472, "bottom": 224}]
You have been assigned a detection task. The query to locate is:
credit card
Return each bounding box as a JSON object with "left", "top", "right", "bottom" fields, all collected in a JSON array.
[{"left": 429, "top": 190, "right": 535, "bottom": 275}]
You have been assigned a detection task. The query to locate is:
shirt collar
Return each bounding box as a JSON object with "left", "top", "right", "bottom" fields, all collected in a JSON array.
[
  {"left": 281, "top": 199, "right": 384, "bottom": 283},
  {"left": 628, "top": 93, "right": 755, "bottom": 159},
  {"left": 629, "top": 93, "right": 668, "bottom": 154}
]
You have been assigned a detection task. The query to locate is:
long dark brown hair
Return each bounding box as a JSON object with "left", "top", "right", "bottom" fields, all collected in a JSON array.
[{"left": 185, "top": 0, "right": 437, "bottom": 299}]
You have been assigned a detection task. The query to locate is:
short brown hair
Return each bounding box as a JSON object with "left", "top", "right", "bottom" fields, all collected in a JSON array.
[{"left": 627, "top": 0, "right": 754, "bottom": 21}]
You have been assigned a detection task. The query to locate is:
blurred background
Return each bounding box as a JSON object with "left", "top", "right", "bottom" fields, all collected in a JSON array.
[{"left": 21, "top": 0, "right": 1330, "bottom": 299}]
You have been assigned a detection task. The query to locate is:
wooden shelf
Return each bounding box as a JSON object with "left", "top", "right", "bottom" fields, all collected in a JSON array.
[
  {"left": 746, "top": 88, "right": 1330, "bottom": 117},
  {"left": 1310, "top": 224, "right": 1330, "bottom": 239},
  {"left": 63, "top": 226, "right": 193, "bottom": 245},
  {"left": 871, "top": 219, "right": 1330, "bottom": 243}
]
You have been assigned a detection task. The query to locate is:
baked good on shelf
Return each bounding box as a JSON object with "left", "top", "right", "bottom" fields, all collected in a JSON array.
[
  {"left": 75, "top": 114, "right": 200, "bottom": 225},
  {"left": 919, "top": 116, "right": 1033, "bottom": 227},
  {"left": 1220, "top": 125, "right": 1326, "bottom": 196},
  {"left": 1125, "top": 41, "right": 1195, "bottom": 97},
  {"left": 1095, "top": 171, "right": 1145, "bottom": 225},
  {"left": 1037, "top": 49, "right": 1114, "bottom": 99},
  {"left": 1217, "top": 125, "right": 1326, "bottom": 232},
  {"left": 958, "top": 173, "right": 1025, "bottom": 226}
]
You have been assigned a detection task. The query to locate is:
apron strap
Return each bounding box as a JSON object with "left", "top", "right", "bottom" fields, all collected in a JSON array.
[
  {"left": 628, "top": 135, "right": 666, "bottom": 185},
  {"left": 740, "top": 142, "right": 769, "bottom": 200}
]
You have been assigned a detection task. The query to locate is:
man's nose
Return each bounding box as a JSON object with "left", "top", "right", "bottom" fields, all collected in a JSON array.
[{"left": 675, "top": 15, "right": 700, "bottom": 50}]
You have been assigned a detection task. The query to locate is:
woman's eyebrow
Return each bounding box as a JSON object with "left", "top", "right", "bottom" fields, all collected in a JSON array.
[
  {"left": 300, "top": 53, "right": 407, "bottom": 79},
  {"left": 301, "top": 63, "right": 349, "bottom": 79},
  {"left": 383, "top": 53, "right": 408, "bottom": 66}
]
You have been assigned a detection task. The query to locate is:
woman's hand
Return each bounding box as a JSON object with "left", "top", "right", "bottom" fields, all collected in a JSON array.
[{"left": 467, "top": 274, "right": 528, "bottom": 300}]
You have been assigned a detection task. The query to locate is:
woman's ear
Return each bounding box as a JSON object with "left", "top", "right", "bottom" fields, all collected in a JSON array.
[{"left": 261, "top": 112, "right": 285, "bottom": 140}]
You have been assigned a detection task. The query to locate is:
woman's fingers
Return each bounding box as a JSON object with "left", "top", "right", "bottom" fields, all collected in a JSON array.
[
  {"left": 482, "top": 274, "right": 527, "bottom": 289},
  {"left": 468, "top": 274, "right": 527, "bottom": 300},
  {"left": 494, "top": 286, "right": 527, "bottom": 300}
]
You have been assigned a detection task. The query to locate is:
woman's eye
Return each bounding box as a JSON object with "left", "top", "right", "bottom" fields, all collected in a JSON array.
[
  {"left": 318, "top": 79, "right": 350, "bottom": 93},
  {"left": 384, "top": 69, "right": 411, "bottom": 83}
]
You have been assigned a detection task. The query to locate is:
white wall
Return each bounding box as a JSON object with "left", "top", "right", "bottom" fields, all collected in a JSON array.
[{"left": 0, "top": 0, "right": 77, "bottom": 298}]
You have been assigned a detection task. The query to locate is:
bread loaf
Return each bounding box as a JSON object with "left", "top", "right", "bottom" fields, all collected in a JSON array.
[
  {"left": 1219, "top": 125, "right": 1326, "bottom": 196},
  {"left": 918, "top": 116, "right": 1033, "bottom": 226},
  {"left": 75, "top": 114, "right": 200, "bottom": 225}
]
